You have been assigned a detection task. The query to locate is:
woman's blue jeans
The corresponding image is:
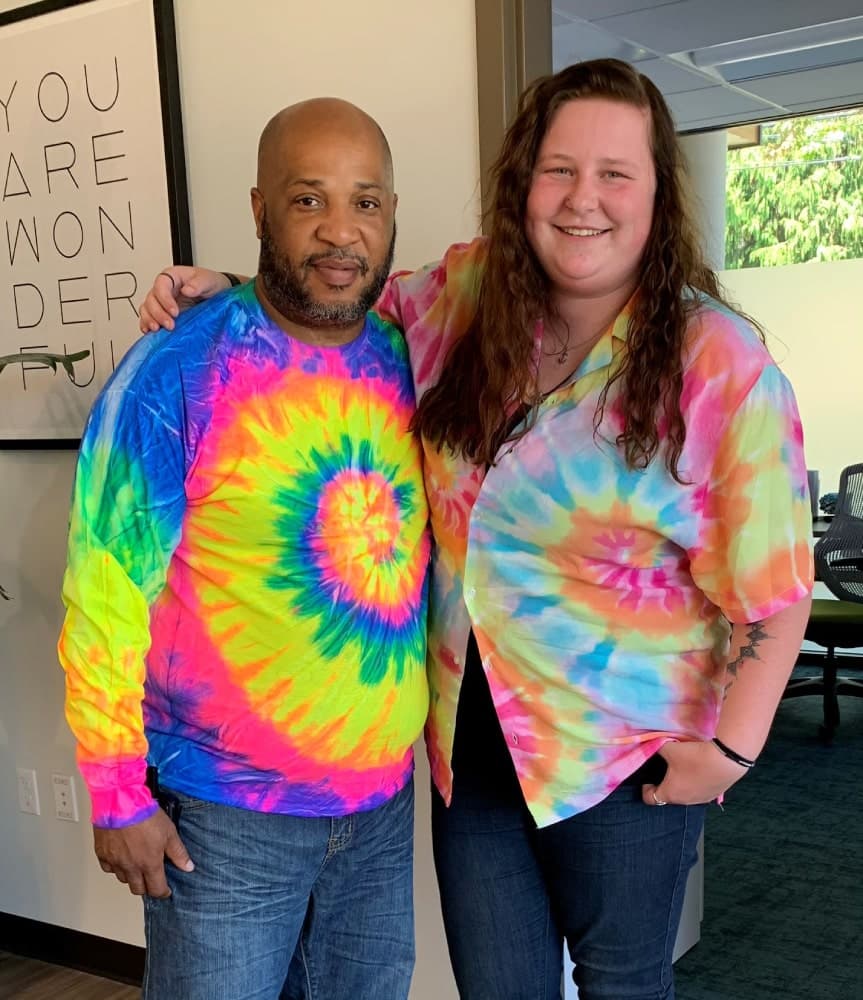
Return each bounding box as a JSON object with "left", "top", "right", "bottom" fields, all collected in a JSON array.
[
  {"left": 142, "top": 780, "right": 415, "bottom": 1000},
  {"left": 432, "top": 778, "right": 705, "bottom": 1000},
  {"left": 433, "top": 638, "right": 706, "bottom": 999}
]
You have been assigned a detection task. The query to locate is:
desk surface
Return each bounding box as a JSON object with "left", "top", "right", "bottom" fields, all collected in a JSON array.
[{"left": 813, "top": 517, "right": 834, "bottom": 537}]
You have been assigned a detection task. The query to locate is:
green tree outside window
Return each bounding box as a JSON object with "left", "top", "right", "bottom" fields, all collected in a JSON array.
[{"left": 725, "top": 108, "right": 863, "bottom": 269}]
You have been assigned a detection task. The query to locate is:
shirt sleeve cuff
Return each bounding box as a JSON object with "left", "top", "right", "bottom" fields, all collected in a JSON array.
[
  {"left": 720, "top": 579, "right": 813, "bottom": 625},
  {"left": 79, "top": 758, "right": 160, "bottom": 829}
]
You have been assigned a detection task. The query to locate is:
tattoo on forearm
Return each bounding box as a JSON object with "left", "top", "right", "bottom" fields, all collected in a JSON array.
[{"left": 723, "top": 620, "right": 770, "bottom": 697}]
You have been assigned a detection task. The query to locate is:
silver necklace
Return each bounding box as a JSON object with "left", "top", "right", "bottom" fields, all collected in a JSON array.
[
  {"left": 542, "top": 315, "right": 572, "bottom": 365},
  {"left": 544, "top": 329, "right": 571, "bottom": 365}
]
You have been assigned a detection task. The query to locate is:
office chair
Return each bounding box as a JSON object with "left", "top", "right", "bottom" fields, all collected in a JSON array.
[{"left": 784, "top": 462, "right": 863, "bottom": 744}]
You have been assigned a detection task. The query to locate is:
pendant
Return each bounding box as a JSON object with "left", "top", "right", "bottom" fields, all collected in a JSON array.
[{"left": 557, "top": 346, "right": 569, "bottom": 365}]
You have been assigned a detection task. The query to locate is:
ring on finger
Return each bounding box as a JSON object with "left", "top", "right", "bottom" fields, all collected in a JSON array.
[
  {"left": 158, "top": 270, "right": 178, "bottom": 293},
  {"left": 652, "top": 789, "right": 668, "bottom": 807}
]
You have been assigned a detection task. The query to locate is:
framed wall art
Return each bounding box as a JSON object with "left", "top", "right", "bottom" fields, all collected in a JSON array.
[{"left": 0, "top": 0, "right": 191, "bottom": 448}]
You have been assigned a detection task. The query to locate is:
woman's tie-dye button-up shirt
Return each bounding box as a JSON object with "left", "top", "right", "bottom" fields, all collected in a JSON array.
[
  {"left": 59, "top": 282, "right": 430, "bottom": 829},
  {"left": 379, "top": 237, "right": 813, "bottom": 829}
]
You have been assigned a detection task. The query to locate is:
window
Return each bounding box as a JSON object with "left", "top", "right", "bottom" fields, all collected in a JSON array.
[{"left": 724, "top": 108, "right": 863, "bottom": 269}]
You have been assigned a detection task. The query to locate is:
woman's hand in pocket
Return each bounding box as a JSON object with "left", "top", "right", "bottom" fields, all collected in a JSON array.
[{"left": 642, "top": 740, "right": 749, "bottom": 806}]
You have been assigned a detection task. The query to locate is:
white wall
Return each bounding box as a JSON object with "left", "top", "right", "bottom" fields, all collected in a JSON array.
[
  {"left": 680, "top": 131, "right": 728, "bottom": 272},
  {"left": 174, "top": 1, "right": 481, "bottom": 274},
  {"left": 721, "top": 258, "right": 863, "bottom": 496},
  {"left": 0, "top": 2, "right": 479, "bottom": 997}
]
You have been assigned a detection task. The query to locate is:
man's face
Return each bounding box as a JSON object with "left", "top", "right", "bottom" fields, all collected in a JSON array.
[
  {"left": 258, "top": 211, "right": 395, "bottom": 328},
  {"left": 252, "top": 124, "right": 397, "bottom": 331}
]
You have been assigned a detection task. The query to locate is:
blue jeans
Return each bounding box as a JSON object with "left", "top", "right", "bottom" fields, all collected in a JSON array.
[
  {"left": 434, "top": 640, "right": 705, "bottom": 999},
  {"left": 143, "top": 780, "right": 415, "bottom": 1000},
  {"left": 433, "top": 780, "right": 705, "bottom": 1000}
]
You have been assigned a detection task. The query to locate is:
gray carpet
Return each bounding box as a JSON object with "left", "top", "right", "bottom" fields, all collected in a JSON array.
[{"left": 674, "top": 689, "right": 863, "bottom": 1000}]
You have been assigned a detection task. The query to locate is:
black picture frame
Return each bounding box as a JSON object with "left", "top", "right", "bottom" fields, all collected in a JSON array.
[{"left": 0, "top": 0, "right": 191, "bottom": 450}]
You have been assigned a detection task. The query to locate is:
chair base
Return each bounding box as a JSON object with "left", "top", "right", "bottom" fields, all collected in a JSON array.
[{"left": 783, "top": 653, "right": 863, "bottom": 744}]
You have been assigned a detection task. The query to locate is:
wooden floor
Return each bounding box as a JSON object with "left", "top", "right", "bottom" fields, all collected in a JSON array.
[{"left": 0, "top": 952, "right": 139, "bottom": 999}]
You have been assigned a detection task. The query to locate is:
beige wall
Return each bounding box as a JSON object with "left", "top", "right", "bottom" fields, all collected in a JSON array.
[
  {"left": 721, "top": 258, "right": 863, "bottom": 497},
  {"left": 176, "top": 1, "right": 481, "bottom": 273},
  {"left": 0, "top": 2, "right": 479, "bottom": 997}
]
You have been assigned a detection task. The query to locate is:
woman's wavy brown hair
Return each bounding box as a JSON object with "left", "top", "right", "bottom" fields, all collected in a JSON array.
[{"left": 413, "top": 58, "right": 740, "bottom": 478}]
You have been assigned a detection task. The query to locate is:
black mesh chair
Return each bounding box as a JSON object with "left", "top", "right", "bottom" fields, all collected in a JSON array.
[{"left": 784, "top": 463, "right": 863, "bottom": 743}]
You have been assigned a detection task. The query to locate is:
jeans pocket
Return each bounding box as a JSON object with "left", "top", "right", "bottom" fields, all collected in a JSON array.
[
  {"left": 143, "top": 892, "right": 172, "bottom": 910},
  {"left": 621, "top": 751, "right": 668, "bottom": 788}
]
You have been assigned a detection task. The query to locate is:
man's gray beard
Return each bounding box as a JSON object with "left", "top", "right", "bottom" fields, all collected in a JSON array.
[{"left": 258, "top": 218, "right": 396, "bottom": 329}]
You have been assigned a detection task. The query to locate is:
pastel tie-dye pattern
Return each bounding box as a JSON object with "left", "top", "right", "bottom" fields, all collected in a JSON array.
[
  {"left": 59, "top": 283, "right": 430, "bottom": 828},
  {"left": 378, "top": 237, "right": 813, "bottom": 828}
]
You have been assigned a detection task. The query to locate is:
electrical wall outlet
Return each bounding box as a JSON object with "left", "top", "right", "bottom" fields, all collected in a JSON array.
[
  {"left": 17, "top": 768, "right": 40, "bottom": 815},
  {"left": 51, "top": 773, "right": 79, "bottom": 822}
]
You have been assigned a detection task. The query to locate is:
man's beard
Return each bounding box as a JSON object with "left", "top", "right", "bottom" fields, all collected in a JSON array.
[{"left": 258, "top": 215, "right": 395, "bottom": 329}]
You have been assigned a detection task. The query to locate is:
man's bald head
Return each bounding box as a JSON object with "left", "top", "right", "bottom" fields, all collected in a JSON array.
[
  {"left": 257, "top": 98, "right": 393, "bottom": 192},
  {"left": 249, "top": 97, "right": 398, "bottom": 342}
]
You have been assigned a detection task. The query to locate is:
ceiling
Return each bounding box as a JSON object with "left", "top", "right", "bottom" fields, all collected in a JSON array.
[{"left": 552, "top": 0, "right": 863, "bottom": 132}]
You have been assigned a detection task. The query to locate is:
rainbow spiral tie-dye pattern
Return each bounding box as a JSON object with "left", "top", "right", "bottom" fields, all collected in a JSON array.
[{"left": 59, "top": 282, "right": 430, "bottom": 828}]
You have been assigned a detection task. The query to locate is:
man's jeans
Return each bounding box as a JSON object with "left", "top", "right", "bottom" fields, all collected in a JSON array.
[{"left": 143, "top": 780, "right": 415, "bottom": 1000}]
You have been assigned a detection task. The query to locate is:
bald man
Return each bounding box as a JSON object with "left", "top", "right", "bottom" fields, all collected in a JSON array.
[{"left": 59, "top": 100, "right": 430, "bottom": 999}]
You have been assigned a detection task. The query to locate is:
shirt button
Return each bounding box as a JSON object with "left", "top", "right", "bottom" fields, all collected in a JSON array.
[{"left": 466, "top": 587, "right": 476, "bottom": 599}]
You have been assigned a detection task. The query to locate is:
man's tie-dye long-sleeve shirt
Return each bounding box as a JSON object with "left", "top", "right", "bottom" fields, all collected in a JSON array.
[{"left": 58, "top": 282, "right": 430, "bottom": 829}]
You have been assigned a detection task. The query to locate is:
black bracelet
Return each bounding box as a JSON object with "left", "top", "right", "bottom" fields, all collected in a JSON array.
[
  {"left": 712, "top": 736, "right": 756, "bottom": 769},
  {"left": 223, "top": 271, "right": 242, "bottom": 287}
]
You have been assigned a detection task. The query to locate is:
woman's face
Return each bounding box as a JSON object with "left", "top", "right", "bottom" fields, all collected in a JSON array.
[{"left": 525, "top": 97, "right": 657, "bottom": 309}]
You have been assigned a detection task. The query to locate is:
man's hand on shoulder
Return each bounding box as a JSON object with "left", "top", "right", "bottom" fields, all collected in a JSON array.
[
  {"left": 138, "top": 266, "right": 234, "bottom": 334},
  {"left": 94, "top": 808, "right": 194, "bottom": 897}
]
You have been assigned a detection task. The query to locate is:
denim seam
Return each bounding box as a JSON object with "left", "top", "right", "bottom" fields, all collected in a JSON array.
[
  {"left": 659, "top": 804, "right": 694, "bottom": 997},
  {"left": 299, "top": 934, "right": 315, "bottom": 1000},
  {"left": 324, "top": 815, "right": 354, "bottom": 860},
  {"left": 540, "top": 896, "right": 554, "bottom": 1000},
  {"left": 141, "top": 898, "right": 156, "bottom": 997}
]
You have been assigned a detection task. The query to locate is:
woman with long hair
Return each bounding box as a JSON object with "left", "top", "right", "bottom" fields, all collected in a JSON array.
[{"left": 139, "top": 59, "right": 812, "bottom": 1000}]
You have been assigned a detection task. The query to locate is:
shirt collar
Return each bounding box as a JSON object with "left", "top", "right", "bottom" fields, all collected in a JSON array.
[
  {"left": 572, "top": 292, "right": 637, "bottom": 380},
  {"left": 611, "top": 291, "right": 637, "bottom": 347}
]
